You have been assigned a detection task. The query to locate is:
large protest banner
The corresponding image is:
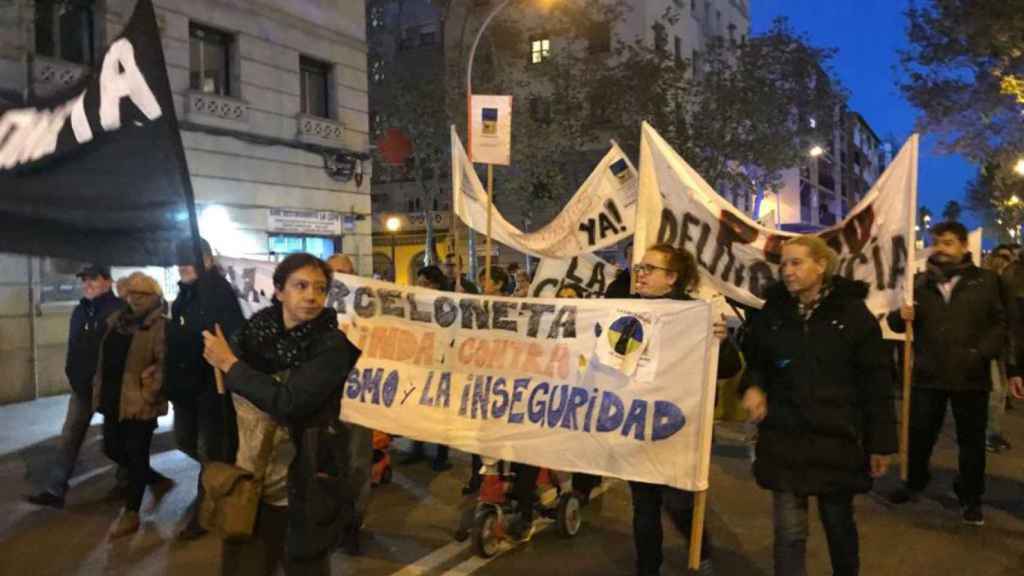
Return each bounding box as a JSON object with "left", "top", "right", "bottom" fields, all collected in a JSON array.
[
  {"left": 635, "top": 122, "right": 918, "bottom": 322},
  {"left": 0, "top": 0, "right": 199, "bottom": 265},
  {"left": 452, "top": 128, "right": 637, "bottom": 258},
  {"left": 529, "top": 253, "right": 621, "bottom": 298},
  {"left": 220, "top": 257, "right": 720, "bottom": 491}
]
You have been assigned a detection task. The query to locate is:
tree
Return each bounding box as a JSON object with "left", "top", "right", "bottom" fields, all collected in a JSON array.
[
  {"left": 942, "top": 200, "right": 962, "bottom": 222},
  {"left": 900, "top": 0, "right": 1024, "bottom": 161},
  {"left": 966, "top": 153, "right": 1024, "bottom": 241}
]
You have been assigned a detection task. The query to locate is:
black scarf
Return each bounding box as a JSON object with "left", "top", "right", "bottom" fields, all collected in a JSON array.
[
  {"left": 112, "top": 298, "right": 162, "bottom": 334},
  {"left": 234, "top": 301, "right": 338, "bottom": 375},
  {"left": 926, "top": 253, "right": 973, "bottom": 284}
]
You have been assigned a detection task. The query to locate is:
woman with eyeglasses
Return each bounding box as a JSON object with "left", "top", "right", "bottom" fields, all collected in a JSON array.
[
  {"left": 622, "top": 243, "right": 741, "bottom": 576},
  {"left": 203, "top": 253, "right": 361, "bottom": 576}
]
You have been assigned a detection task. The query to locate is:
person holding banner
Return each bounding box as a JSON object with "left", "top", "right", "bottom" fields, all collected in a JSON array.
[
  {"left": 740, "top": 235, "right": 897, "bottom": 576},
  {"left": 167, "top": 238, "right": 246, "bottom": 541},
  {"left": 886, "top": 222, "right": 1007, "bottom": 526},
  {"left": 202, "top": 253, "right": 361, "bottom": 575},
  {"left": 625, "top": 243, "right": 740, "bottom": 576}
]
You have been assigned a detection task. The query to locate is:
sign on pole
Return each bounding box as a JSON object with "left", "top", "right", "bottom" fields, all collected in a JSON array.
[{"left": 469, "top": 95, "right": 512, "bottom": 166}]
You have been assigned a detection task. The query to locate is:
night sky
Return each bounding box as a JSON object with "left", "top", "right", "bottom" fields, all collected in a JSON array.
[{"left": 752, "top": 0, "right": 980, "bottom": 231}]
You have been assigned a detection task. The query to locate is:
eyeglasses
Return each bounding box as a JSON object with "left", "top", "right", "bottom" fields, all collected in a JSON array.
[{"left": 634, "top": 263, "right": 672, "bottom": 276}]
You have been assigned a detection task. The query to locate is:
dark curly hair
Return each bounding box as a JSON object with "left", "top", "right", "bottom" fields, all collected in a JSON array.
[
  {"left": 272, "top": 253, "right": 333, "bottom": 290},
  {"left": 645, "top": 243, "right": 700, "bottom": 293}
]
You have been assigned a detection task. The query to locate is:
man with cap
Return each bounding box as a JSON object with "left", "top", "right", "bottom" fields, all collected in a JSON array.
[
  {"left": 26, "top": 265, "right": 126, "bottom": 508},
  {"left": 166, "top": 238, "right": 245, "bottom": 539}
]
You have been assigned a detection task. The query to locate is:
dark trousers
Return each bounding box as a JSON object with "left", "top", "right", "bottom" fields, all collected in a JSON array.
[
  {"left": 409, "top": 441, "right": 449, "bottom": 464},
  {"left": 773, "top": 491, "right": 858, "bottom": 576},
  {"left": 573, "top": 473, "right": 601, "bottom": 498},
  {"left": 45, "top": 389, "right": 97, "bottom": 497},
  {"left": 907, "top": 388, "right": 988, "bottom": 504},
  {"left": 175, "top": 389, "right": 238, "bottom": 524},
  {"left": 103, "top": 419, "right": 156, "bottom": 512},
  {"left": 511, "top": 463, "right": 541, "bottom": 521},
  {"left": 629, "top": 481, "right": 711, "bottom": 576},
  {"left": 221, "top": 502, "right": 329, "bottom": 576}
]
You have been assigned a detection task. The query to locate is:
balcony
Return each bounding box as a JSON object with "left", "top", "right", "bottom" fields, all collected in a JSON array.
[
  {"left": 296, "top": 114, "right": 346, "bottom": 148},
  {"left": 31, "top": 56, "right": 88, "bottom": 98},
  {"left": 185, "top": 91, "right": 249, "bottom": 128}
]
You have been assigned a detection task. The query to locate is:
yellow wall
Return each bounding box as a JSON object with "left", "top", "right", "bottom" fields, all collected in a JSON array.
[{"left": 372, "top": 235, "right": 463, "bottom": 286}]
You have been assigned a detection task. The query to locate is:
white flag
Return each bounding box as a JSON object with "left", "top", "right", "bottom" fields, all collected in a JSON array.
[
  {"left": 635, "top": 122, "right": 918, "bottom": 324},
  {"left": 452, "top": 127, "right": 637, "bottom": 258}
]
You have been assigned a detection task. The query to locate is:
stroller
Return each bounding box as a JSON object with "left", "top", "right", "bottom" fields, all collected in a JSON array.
[
  {"left": 454, "top": 459, "right": 583, "bottom": 558},
  {"left": 371, "top": 431, "right": 393, "bottom": 486}
]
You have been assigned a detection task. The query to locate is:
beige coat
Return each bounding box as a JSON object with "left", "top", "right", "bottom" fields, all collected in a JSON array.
[{"left": 93, "top": 306, "right": 168, "bottom": 421}]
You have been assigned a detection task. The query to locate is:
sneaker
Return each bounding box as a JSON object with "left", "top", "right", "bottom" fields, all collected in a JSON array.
[
  {"left": 961, "top": 504, "right": 985, "bottom": 526},
  {"left": 109, "top": 510, "right": 140, "bottom": 539},
  {"left": 886, "top": 488, "right": 920, "bottom": 505},
  {"left": 26, "top": 491, "right": 65, "bottom": 509}
]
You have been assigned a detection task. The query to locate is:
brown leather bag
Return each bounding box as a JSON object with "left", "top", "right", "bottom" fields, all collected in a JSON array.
[{"left": 199, "top": 421, "right": 278, "bottom": 542}]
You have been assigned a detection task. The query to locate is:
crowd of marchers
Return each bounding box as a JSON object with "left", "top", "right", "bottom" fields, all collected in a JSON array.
[{"left": 23, "top": 220, "right": 1024, "bottom": 576}]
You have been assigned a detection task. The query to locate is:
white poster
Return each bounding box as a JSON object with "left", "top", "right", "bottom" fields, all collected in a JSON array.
[
  {"left": 470, "top": 94, "right": 512, "bottom": 166},
  {"left": 529, "top": 253, "right": 621, "bottom": 298},
  {"left": 453, "top": 128, "right": 638, "bottom": 258},
  {"left": 635, "top": 122, "right": 918, "bottom": 326},
  {"left": 224, "top": 259, "right": 721, "bottom": 491}
]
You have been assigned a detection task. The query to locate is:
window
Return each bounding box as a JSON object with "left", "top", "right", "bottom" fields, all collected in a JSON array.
[
  {"left": 530, "top": 37, "right": 550, "bottom": 64},
  {"left": 369, "top": 6, "right": 385, "bottom": 29},
  {"left": 190, "top": 24, "right": 232, "bottom": 96},
  {"left": 674, "top": 36, "right": 682, "bottom": 63},
  {"left": 420, "top": 30, "right": 437, "bottom": 46},
  {"left": 370, "top": 58, "right": 385, "bottom": 83},
  {"left": 652, "top": 23, "right": 667, "bottom": 54},
  {"left": 692, "top": 49, "right": 702, "bottom": 78},
  {"left": 35, "top": 0, "right": 96, "bottom": 66},
  {"left": 269, "top": 235, "right": 336, "bottom": 261},
  {"left": 587, "top": 21, "right": 611, "bottom": 54},
  {"left": 716, "top": 10, "right": 722, "bottom": 35},
  {"left": 300, "top": 56, "right": 331, "bottom": 118},
  {"left": 529, "top": 97, "right": 552, "bottom": 124},
  {"left": 800, "top": 179, "right": 813, "bottom": 222}
]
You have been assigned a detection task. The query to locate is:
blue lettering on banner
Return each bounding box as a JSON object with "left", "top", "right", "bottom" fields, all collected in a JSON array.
[
  {"left": 596, "top": 390, "right": 624, "bottom": 432},
  {"left": 471, "top": 376, "right": 491, "bottom": 420},
  {"left": 621, "top": 399, "right": 648, "bottom": 440},
  {"left": 527, "top": 382, "right": 550, "bottom": 424},
  {"left": 508, "top": 378, "right": 530, "bottom": 423},
  {"left": 652, "top": 400, "right": 686, "bottom": 441},
  {"left": 546, "top": 385, "right": 569, "bottom": 428},
  {"left": 382, "top": 370, "right": 399, "bottom": 407},
  {"left": 490, "top": 377, "right": 509, "bottom": 419},
  {"left": 561, "top": 387, "right": 590, "bottom": 431}
]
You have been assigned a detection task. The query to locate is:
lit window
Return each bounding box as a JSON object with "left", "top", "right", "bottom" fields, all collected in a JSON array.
[
  {"left": 530, "top": 38, "right": 550, "bottom": 64},
  {"left": 268, "top": 235, "right": 335, "bottom": 261}
]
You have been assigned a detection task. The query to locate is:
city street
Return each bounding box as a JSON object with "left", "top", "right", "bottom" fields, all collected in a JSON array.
[{"left": 1, "top": 395, "right": 1021, "bottom": 576}]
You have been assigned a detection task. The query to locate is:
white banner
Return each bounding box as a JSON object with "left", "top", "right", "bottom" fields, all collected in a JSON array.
[
  {"left": 529, "top": 253, "right": 621, "bottom": 298},
  {"left": 220, "top": 258, "right": 720, "bottom": 491},
  {"left": 452, "top": 127, "right": 637, "bottom": 258},
  {"left": 470, "top": 95, "right": 512, "bottom": 166},
  {"left": 636, "top": 122, "right": 918, "bottom": 324}
]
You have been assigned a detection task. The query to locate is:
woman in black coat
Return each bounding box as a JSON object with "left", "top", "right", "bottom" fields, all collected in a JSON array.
[
  {"left": 740, "top": 235, "right": 898, "bottom": 576},
  {"left": 203, "top": 253, "right": 361, "bottom": 576},
  {"left": 625, "top": 243, "right": 742, "bottom": 576}
]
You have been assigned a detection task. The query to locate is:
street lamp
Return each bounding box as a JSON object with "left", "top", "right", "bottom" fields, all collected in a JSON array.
[
  {"left": 386, "top": 216, "right": 401, "bottom": 282},
  {"left": 808, "top": 145, "right": 825, "bottom": 158},
  {"left": 1015, "top": 158, "right": 1024, "bottom": 176}
]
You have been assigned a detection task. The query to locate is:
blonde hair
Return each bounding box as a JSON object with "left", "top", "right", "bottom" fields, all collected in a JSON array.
[
  {"left": 783, "top": 235, "right": 839, "bottom": 279},
  {"left": 124, "top": 272, "right": 163, "bottom": 297}
]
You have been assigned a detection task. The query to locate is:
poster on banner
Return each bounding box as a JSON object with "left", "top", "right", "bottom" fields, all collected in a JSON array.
[
  {"left": 635, "top": 122, "right": 918, "bottom": 330},
  {"left": 529, "top": 253, "right": 621, "bottom": 298},
  {"left": 453, "top": 128, "right": 638, "bottom": 258},
  {"left": 470, "top": 95, "right": 512, "bottom": 165},
  {"left": 0, "top": 0, "right": 199, "bottom": 265},
  {"left": 219, "top": 257, "right": 276, "bottom": 318},
  {"left": 222, "top": 257, "right": 720, "bottom": 491}
]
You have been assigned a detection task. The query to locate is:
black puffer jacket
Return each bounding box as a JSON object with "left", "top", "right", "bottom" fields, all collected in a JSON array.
[
  {"left": 887, "top": 258, "right": 1007, "bottom": 391},
  {"left": 741, "top": 277, "right": 898, "bottom": 496},
  {"left": 225, "top": 306, "right": 361, "bottom": 561}
]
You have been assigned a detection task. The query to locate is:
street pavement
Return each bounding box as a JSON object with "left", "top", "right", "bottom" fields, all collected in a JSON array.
[{"left": 0, "top": 394, "right": 1022, "bottom": 575}]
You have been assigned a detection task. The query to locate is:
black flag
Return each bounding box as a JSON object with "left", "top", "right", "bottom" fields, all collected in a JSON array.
[{"left": 0, "top": 0, "right": 200, "bottom": 266}]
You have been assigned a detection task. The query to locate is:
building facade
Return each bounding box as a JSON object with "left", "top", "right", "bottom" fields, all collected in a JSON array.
[
  {"left": 0, "top": 0, "right": 371, "bottom": 403},
  {"left": 366, "top": 0, "right": 751, "bottom": 281}
]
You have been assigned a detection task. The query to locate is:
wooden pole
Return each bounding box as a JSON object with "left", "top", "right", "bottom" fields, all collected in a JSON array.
[
  {"left": 688, "top": 490, "right": 708, "bottom": 570},
  {"left": 484, "top": 164, "right": 494, "bottom": 293},
  {"left": 900, "top": 325, "right": 914, "bottom": 481}
]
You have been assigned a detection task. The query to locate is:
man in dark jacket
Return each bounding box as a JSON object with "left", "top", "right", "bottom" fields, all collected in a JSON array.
[
  {"left": 741, "top": 235, "right": 897, "bottom": 576},
  {"left": 886, "top": 222, "right": 1006, "bottom": 526},
  {"left": 27, "top": 265, "right": 125, "bottom": 508},
  {"left": 166, "top": 238, "right": 245, "bottom": 539}
]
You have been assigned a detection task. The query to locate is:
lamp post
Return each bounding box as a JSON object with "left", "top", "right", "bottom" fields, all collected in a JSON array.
[
  {"left": 1014, "top": 158, "right": 1024, "bottom": 177},
  {"left": 386, "top": 216, "right": 401, "bottom": 282},
  {"left": 808, "top": 145, "right": 825, "bottom": 158}
]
